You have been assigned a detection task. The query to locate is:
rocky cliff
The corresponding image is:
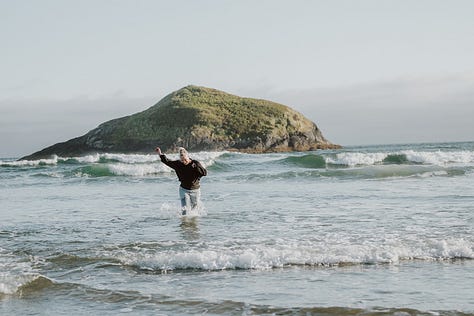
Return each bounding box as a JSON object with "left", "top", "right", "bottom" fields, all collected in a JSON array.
[{"left": 21, "top": 86, "right": 340, "bottom": 160}]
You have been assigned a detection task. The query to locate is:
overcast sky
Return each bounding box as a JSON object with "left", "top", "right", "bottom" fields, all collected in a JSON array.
[{"left": 1, "top": 0, "right": 474, "bottom": 157}]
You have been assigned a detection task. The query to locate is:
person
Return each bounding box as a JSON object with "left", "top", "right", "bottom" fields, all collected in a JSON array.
[{"left": 155, "top": 146, "right": 207, "bottom": 215}]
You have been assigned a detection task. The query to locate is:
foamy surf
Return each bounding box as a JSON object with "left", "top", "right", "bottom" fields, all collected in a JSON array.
[
  {"left": 326, "top": 150, "right": 474, "bottom": 167},
  {"left": 3, "top": 148, "right": 473, "bottom": 180},
  {"left": 1, "top": 151, "right": 226, "bottom": 167},
  {"left": 14, "top": 151, "right": 226, "bottom": 177},
  {"left": 104, "top": 238, "right": 474, "bottom": 272},
  {"left": 0, "top": 155, "right": 59, "bottom": 167}
]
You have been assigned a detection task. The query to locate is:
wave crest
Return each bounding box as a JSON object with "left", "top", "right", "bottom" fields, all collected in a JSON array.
[
  {"left": 326, "top": 150, "right": 474, "bottom": 167},
  {"left": 105, "top": 238, "right": 474, "bottom": 272},
  {"left": 0, "top": 274, "right": 53, "bottom": 296},
  {"left": 282, "top": 155, "right": 327, "bottom": 169}
]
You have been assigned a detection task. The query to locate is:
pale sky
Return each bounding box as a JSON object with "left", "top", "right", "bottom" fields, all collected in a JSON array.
[{"left": 1, "top": 0, "right": 474, "bottom": 157}]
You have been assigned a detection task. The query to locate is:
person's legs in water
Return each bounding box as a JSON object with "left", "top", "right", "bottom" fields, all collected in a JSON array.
[
  {"left": 189, "top": 189, "right": 201, "bottom": 211},
  {"left": 179, "top": 187, "right": 201, "bottom": 215},
  {"left": 179, "top": 187, "right": 191, "bottom": 215}
]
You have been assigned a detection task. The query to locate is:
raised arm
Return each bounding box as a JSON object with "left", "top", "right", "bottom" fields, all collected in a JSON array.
[{"left": 155, "top": 146, "right": 177, "bottom": 169}]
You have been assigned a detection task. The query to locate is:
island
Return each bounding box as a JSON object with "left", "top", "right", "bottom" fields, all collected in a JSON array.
[{"left": 20, "top": 85, "right": 341, "bottom": 160}]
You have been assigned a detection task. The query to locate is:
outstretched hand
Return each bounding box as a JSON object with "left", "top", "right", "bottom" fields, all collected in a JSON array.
[{"left": 154, "top": 147, "right": 162, "bottom": 155}]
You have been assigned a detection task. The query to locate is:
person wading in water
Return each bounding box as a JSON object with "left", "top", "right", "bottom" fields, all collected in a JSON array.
[{"left": 155, "top": 147, "right": 207, "bottom": 215}]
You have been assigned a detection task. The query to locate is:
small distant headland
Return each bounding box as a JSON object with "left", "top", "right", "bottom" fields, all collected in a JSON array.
[{"left": 21, "top": 85, "right": 341, "bottom": 160}]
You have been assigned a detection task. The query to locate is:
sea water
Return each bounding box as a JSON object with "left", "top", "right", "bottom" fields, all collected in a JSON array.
[{"left": 1, "top": 142, "right": 473, "bottom": 315}]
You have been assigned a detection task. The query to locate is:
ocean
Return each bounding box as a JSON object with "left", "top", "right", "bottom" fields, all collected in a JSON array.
[{"left": 1, "top": 142, "right": 473, "bottom": 315}]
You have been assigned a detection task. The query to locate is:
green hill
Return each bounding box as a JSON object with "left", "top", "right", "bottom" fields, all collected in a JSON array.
[{"left": 21, "top": 85, "right": 340, "bottom": 160}]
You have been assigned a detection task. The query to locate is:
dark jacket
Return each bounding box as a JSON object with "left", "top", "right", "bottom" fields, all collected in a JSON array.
[{"left": 160, "top": 154, "right": 207, "bottom": 190}]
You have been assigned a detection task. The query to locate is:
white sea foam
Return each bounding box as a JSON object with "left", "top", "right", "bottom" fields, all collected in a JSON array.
[
  {"left": 110, "top": 238, "right": 474, "bottom": 271},
  {"left": 107, "top": 163, "right": 171, "bottom": 176},
  {"left": 72, "top": 153, "right": 101, "bottom": 163},
  {"left": 327, "top": 152, "right": 388, "bottom": 167},
  {"left": 2, "top": 151, "right": 226, "bottom": 167},
  {"left": 325, "top": 150, "right": 474, "bottom": 167},
  {"left": 402, "top": 150, "right": 474, "bottom": 165},
  {"left": 0, "top": 155, "right": 59, "bottom": 167}
]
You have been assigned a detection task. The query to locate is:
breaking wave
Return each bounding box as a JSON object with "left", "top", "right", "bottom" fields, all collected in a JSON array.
[
  {"left": 0, "top": 152, "right": 226, "bottom": 177},
  {"left": 326, "top": 150, "right": 474, "bottom": 167},
  {"left": 0, "top": 274, "right": 54, "bottom": 296},
  {"left": 102, "top": 238, "right": 474, "bottom": 272},
  {"left": 2, "top": 148, "right": 473, "bottom": 180},
  {"left": 274, "top": 149, "right": 474, "bottom": 173},
  {"left": 1, "top": 151, "right": 225, "bottom": 167},
  {"left": 0, "top": 247, "right": 54, "bottom": 297}
]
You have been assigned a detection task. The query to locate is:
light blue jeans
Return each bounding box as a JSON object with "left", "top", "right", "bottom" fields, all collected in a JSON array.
[{"left": 179, "top": 186, "right": 201, "bottom": 215}]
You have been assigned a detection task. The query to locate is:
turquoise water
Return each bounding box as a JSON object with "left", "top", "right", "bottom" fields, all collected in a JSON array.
[{"left": 1, "top": 142, "right": 473, "bottom": 315}]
